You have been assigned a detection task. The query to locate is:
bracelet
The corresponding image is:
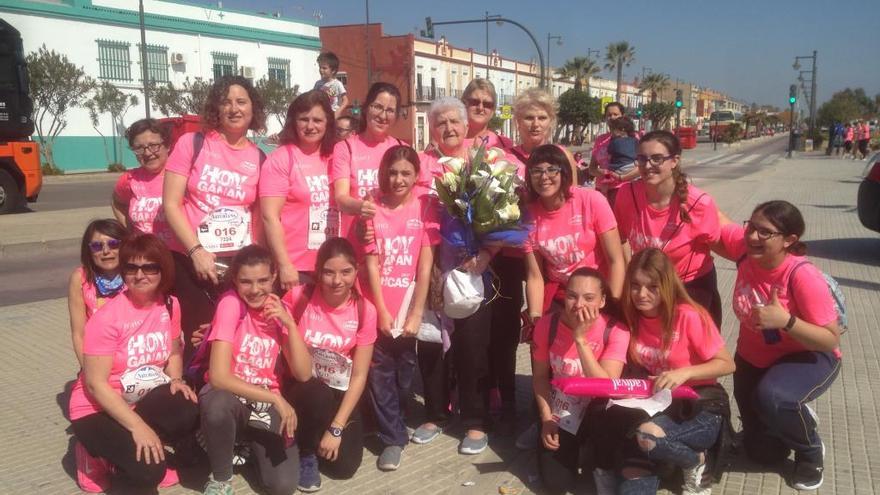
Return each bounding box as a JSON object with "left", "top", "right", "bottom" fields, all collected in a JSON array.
[
  {"left": 170, "top": 377, "right": 184, "bottom": 384},
  {"left": 783, "top": 314, "right": 797, "bottom": 332},
  {"left": 186, "top": 244, "right": 203, "bottom": 257}
]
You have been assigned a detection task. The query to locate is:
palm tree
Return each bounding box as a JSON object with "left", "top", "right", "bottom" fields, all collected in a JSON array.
[
  {"left": 639, "top": 72, "right": 670, "bottom": 105},
  {"left": 559, "top": 56, "right": 601, "bottom": 93},
  {"left": 604, "top": 41, "right": 636, "bottom": 101}
]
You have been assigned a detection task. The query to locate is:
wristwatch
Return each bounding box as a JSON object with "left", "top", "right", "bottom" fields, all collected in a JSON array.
[{"left": 327, "top": 425, "right": 343, "bottom": 438}]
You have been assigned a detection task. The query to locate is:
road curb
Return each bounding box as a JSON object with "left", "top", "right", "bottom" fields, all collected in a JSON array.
[{"left": 0, "top": 237, "right": 80, "bottom": 259}]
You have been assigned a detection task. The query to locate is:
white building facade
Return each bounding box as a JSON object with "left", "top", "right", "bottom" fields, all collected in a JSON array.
[{"left": 2, "top": 0, "right": 320, "bottom": 172}]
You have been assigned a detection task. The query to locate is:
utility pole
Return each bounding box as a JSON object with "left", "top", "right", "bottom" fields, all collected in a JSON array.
[
  {"left": 546, "top": 33, "right": 562, "bottom": 89},
  {"left": 793, "top": 51, "right": 817, "bottom": 136},
  {"left": 139, "top": 0, "right": 150, "bottom": 118},
  {"left": 365, "top": 0, "right": 372, "bottom": 85}
]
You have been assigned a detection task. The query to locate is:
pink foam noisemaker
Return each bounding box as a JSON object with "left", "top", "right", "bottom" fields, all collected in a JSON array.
[{"left": 551, "top": 377, "right": 700, "bottom": 400}]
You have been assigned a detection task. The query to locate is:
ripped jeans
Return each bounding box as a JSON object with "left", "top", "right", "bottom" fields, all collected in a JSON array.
[{"left": 619, "top": 411, "right": 721, "bottom": 494}]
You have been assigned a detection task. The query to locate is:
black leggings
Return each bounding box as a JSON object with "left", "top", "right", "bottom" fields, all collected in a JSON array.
[
  {"left": 70, "top": 384, "right": 199, "bottom": 489},
  {"left": 536, "top": 419, "right": 589, "bottom": 495},
  {"left": 488, "top": 254, "right": 524, "bottom": 412},
  {"left": 171, "top": 251, "right": 227, "bottom": 359},
  {"left": 417, "top": 339, "right": 450, "bottom": 424},
  {"left": 683, "top": 266, "right": 722, "bottom": 328},
  {"left": 285, "top": 378, "right": 363, "bottom": 479}
]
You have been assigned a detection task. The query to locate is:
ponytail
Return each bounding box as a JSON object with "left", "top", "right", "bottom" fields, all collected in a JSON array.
[{"left": 672, "top": 167, "right": 691, "bottom": 223}]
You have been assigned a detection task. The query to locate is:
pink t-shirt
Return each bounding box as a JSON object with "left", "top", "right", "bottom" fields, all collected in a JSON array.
[
  {"left": 356, "top": 195, "right": 441, "bottom": 318},
  {"left": 468, "top": 131, "right": 514, "bottom": 151},
  {"left": 77, "top": 266, "right": 102, "bottom": 318},
  {"left": 615, "top": 181, "right": 720, "bottom": 282},
  {"left": 845, "top": 128, "right": 855, "bottom": 141},
  {"left": 525, "top": 186, "right": 618, "bottom": 283},
  {"left": 860, "top": 124, "right": 871, "bottom": 140},
  {"left": 206, "top": 291, "right": 289, "bottom": 391},
  {"left": 114, "top": 167, "right": 173, "bottom": 244},
  {"left": 282, "top": 285, "right": 377, "bottom": 359},
  {"left": 720, "top": 225, "right": 840, "bottom": 368},
  {"left": 68, "top": 293, "right": 181, "bottom": 420},
  {"left": 631, "top": 304, "right": 724, "bottom": 387},
  {"left": 259, "top": 144, "right": 334, "bottom": 271},
  {"left": 532, "top": 313, "right": 630, "bottom": 378},
  {"left": 164, "top": 131, "right": 262, "bottom": 255}
]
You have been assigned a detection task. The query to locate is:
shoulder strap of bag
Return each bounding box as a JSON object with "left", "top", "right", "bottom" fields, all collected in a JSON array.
[
  {"left": 603, "top": 317, "right": 617, "bottom": 348},
  {"left": 548, "top": 312, "right": 561, "bottom": 349},
  {"left": 165, "top": 295, "right": 174, "bottom": 318},
  {"left": 293, "top": 284, "right": 316, "bottom": 323},
  {"left": 191, "top": 131, "right": 205, "bottom": 168},
  {"left": 786, "top": 260, "right": 810, "bottom": 302}
]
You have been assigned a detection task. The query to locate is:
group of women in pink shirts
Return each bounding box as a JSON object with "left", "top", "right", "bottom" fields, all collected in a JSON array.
[{"left": 65, "top": 74, "right": 842, "bottom": 495}]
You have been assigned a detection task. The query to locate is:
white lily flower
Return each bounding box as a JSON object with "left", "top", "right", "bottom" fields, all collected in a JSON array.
[
  {"left": 438, "top": 156, "right": 464, "bottom": 174},
  {"left": 497, "top": 203, "right": 520, "bottom": 222},
  {"left": 440, "top": 172, "right": 459, "bottom": 190},
  {"left": 490, "top": 160, "right": 518, "bottom": 178},
  {"left": 454, "top": 199, "right": 469, "bottom": 212}
]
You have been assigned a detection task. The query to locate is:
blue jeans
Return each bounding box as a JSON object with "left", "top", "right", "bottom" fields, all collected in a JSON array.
[
  {"left": 618, "top": 411, "right": 722, "bottom": 494},
  {"left": 369, "top": 334, "right": 417, "bottom": 447},
  {"left": 734, "top": 351, "right": 840, "bottom": 464}
]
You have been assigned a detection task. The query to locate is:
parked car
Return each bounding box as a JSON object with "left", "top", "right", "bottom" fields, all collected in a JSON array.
[{"left": 857, "top": 151, "right": 880, "bottom": 233}]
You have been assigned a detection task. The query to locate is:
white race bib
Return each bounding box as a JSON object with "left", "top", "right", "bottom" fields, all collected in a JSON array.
[
  {"left": 550, "top": 386, "right": 590, "bottom": 435},
  {"left": 308, "top": 204, "right": 331, "bottom": 250},
  {"left": 198, "top": 206, "right": 252, "bottom": 252},
  {"left": 119, "top": 365, "right": 170, "bottom": 404},
  {"left": 310, "top": 347, "right": 352, "bottom": 391}
]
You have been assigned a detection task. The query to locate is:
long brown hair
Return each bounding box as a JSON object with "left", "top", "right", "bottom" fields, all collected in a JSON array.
[
  {"left": 621, "top": 248, "right": 709, "bottom": 362},
  {"left": 314, "top": 238, "right": 360, "bottom": 301},
  {"left": 639, "top": 130, "right": 692, "bottom": 222},
  {"left": 277, "top": 90, "right": 337, "bottom": 156}
]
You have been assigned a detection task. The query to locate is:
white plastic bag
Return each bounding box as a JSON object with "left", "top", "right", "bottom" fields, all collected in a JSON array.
[{"left": 442, "top": 269, "right": 484, "bottom": 319}]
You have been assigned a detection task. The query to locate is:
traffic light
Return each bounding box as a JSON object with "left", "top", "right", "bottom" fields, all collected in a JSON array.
[
  {"left": 636, "top": 106, "right": 643, "bottom": 117},
  {"left": 674, "top": 90, "right": 683, "bottom": 109},
  {"left": 788, "top": 84, "right": 797, "bottom": 105},
  {"left": 421, "top": 17, "right": 434, "bottom": 38},
  {"left": 351, "top": 99, "right": 361, "bottom": 116}
]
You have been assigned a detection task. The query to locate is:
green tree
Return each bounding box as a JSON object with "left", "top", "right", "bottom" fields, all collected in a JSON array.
[
  {"left": 557, "top": 89, "right": 601, "bottom": 144},
  {"left": 255, "top": 77, "right": 300, "bottom": 128},
  {"left": 85, "top": 81, "right": 139, "bottom": 166},
  {"left": 488, "top": 115, "right": 504, "bottom": 132},
  {"left": 817, "top": 87, "right": 876, "bottom": 126},
  {"left": 638, "top": 72, "right": 670, "bottom": 104},
  {"left": 559, "top": 56, "right": 601, "bottom": 93},
  {"left": 604, "top": 41, "right": 635, "bottom": 102},
  {"left": 150, "top": 77, "right": 212, "bottom": 116},
  {"left": 26, "top": 44, "right": 94, "bottom": 169},
  {"left": 643, "top": 101, "right": 676, "bottom": 130}
]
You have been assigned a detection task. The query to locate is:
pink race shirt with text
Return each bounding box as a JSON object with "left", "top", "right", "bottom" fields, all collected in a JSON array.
[
  {"left": 615, "top": 181, "right": 720, "bottom": 282},
  {"left": 164, "top": 131, "right": 262, "bottom": 254},
  {"left": 68, "top": 293, "right": 181, "bottom": 420},
  {"left": 721, "top": 224, "right": 840, "bottom": 368},
  {"left": 532, "top": 313, "right": 630, "bottom": 378},
  {"left": 356, "top": 195, "right": 440, "bottom": 318},
  {"left": 206, "top": 291, "right": 289, "bottom": 391},
  {"left": 283, "top": 285, "right": 377, "bottom": 360},
  {"left": 632, "top": 304, "right": 724, "bottom": 387},
  {"left": 525, "top": 187, "right": 617, "bottom": 283},
  {"left": 259, "top": 144, "right": 334, "bottom": 270},
  {"left": 114, "top": 168, "right": 173, "bottom": 243}
]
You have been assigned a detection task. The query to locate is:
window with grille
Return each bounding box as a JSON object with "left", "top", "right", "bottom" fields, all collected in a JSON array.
[
  {"left": 267, "top": 57, "right": 290, "bottom": 87},
  {"left": 97, "top": 40, "right": 131, "bottom": 81},
  {"left": 212, "top": 52, "right": 238, "bottom": 80},
  {"left": 138, "top": 44, "right": 169, "bottom": 83}
]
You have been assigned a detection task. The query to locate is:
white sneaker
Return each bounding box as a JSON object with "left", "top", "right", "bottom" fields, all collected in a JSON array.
[
  {"left": 682, "top": 461, "right": 711, "bottom": 495},
  {"left": 515, "top": 423, "right": 538, "bottom": 450},
  {"left": 593, "top": 468, "right": 618, "bottom": 495}
]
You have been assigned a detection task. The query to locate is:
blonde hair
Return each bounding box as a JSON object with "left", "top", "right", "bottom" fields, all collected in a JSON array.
[{"left": 512, "top": 88, "right": 557, "bottom": 134}]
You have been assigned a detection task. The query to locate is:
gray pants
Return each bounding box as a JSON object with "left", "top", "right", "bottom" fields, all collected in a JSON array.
[{"left": 200, "top": 385, "right": 299, "bottom": 495}]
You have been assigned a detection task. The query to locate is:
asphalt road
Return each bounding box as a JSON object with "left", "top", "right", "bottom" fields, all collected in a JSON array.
[{"left": 0, "top": 137, "right": 789, "bottom": 307}]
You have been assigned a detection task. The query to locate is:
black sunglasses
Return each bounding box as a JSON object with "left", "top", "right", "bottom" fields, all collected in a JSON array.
[{"left": 122, "top": 262, "right": 161, "bottom": 276}]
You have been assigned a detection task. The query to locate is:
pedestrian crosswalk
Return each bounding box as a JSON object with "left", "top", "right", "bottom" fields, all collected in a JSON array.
[{"left": 690, "top": 152, "right": 782, "bottom": 167}]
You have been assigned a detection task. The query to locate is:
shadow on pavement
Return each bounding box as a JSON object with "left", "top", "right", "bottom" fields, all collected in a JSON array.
[{"left": 805, "top": 238, "right": 880, "bottom": 267}]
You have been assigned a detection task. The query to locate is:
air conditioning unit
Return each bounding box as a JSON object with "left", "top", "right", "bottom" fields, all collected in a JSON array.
[
  {"left": 240, "top": 66, "right": 255, "bottom": 79},
  {"left": 170, "top": 52, "right": 186, "bottom": 64}
]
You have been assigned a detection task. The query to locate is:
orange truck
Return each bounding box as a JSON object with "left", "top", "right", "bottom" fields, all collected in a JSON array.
[{"left": 0, "top": 18, "right": 42, "bottom": 214}]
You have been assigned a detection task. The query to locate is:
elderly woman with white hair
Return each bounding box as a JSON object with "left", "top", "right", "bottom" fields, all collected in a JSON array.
[{"left": 418, "top": 97, "right": 471, "bottom": 182}]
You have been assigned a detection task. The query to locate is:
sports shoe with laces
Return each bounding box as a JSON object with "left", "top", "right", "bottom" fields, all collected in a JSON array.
[
  {"left": 298, "top": 454, "right": 322, "bottom": 492},
  {"left": 377, "top": 445, "right": 404, "bottom": 471},
  {"left": 682, "top": 460, "right": 710, "bottom": 495},
  {"left": 203, "top": 475, "right": 234, "bottom": 495},
  {"left": 75, "top": 441, "right": 112, "bottom": 493},
  {"left": 792, "top": 442, "right": 825, "bottom": 490}
]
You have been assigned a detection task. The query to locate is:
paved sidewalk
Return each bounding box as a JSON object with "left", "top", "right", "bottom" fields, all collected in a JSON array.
[{"left": 0, "top": 152, "right": 877, "bottom": 494}]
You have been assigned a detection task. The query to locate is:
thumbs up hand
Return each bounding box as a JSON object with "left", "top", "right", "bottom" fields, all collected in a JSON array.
[{"left": 751, "top": 287, "right": 791, "bottom": 330}]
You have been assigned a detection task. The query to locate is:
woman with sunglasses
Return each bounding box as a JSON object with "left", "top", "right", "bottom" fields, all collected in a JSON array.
[
  {"left": 332, "top": 82, "right": 430, "bottom": 242},
  {"left": 112, "top": 119, "right": 173, "bottom": 244},
  {"left": 261, "top": 90, "right": 337, "bottom": 291},
  {"left": 163, "top": 75, "right": 267, "bottom": 355},
  {"left": 718, "top": 201, "right": 840, "bottom": 491},
  {"left": 462, "top": 78, "right": 513, "bottom": 150},
  {"left": 68, "top": 219, "right": 128, "bottom": 367},
  {"left": 613, "top": 130, "right": 724, "bottom": 327},
  {"left": 69, "top": 234, "right": 199, "bottom": 493}
]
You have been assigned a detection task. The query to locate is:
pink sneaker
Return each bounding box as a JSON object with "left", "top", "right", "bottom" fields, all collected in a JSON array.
[
  {"left": 159, "top": 465, "right": 179, "bottom": 488},
  {"left": 75, "top": 441, "right": 111, "bottom": 493}
]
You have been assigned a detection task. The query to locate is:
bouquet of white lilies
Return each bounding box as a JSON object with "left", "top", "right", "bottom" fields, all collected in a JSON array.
[{"left": 434, "top": 144, "right": 524, "bottom": 237}]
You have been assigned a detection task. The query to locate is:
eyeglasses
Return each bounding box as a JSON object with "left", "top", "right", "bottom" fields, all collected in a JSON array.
[
  {"left": 368, "top": 103, "right": 397, "bottom": 116},
  {"left": 88, "top": 239, "right": 122, "bottom": 253},
  {"left": 122, "top": 262, "right": 161, "bottom": 276},
  {"left": 131, "top": 143, "right": 164, "bottom": 156},
  {"left": 743, "top": 221, "right": 784, "bottom": 241},
  {"left": 635, "top": 154, "right": 675, "bottom": 167},
  {"left": 528, "top": 165, "right": 562, "bottom": 178},
  {"left": 467, "top": 98, "right": 495, "bottom": 110},
  {"left": 336, "top": 127, "right": 353, "bottom": 135}
]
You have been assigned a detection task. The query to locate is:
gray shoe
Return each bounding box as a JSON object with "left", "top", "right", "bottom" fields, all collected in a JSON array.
[
  {"left": 203, "top": 475, "right": 234, "bottom": 495},
  {"left": 459, "top": 433, "right": 489, "bottom": 455},
  {"left": 411, "top": 424, "right": 442, "bottom": 444},
  {"left": 377, "top": 445, "right": 404, "bottom": 471}
]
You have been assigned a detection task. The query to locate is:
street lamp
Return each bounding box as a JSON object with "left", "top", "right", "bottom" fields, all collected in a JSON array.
[
  {"left": 138, "top": 0, "right": 150, "bottom": 118},
  {"left": 484, "top": 12, "right": 501, "bottom": 82},
  {"left": 546, "top": 33, "right": 562, "bottom": 87},
  {"left": 792, "top": 50, "right": 817, "bottom": 136}
]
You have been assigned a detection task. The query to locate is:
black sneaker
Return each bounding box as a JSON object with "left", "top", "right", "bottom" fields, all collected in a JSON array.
[{"left": 792, "top": 443, "right": 825, "bottom": 490}]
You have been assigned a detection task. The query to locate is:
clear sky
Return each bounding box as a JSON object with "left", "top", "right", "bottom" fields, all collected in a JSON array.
[{"left": 200, "top": 0, "right": 879, "bottom": 107}]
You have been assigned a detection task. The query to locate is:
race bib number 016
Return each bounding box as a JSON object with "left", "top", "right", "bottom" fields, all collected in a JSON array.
[
  {"left": 550, "top": 386, "right": 590, "bottom": 435},
  {"left": 120, "top": 365, "right": 170, "bottom": 404},
  {"left": 310, "top": 347, "right": 352, "bottom": 391},
  {"left": 198, "top": 206, "right": 252, "bottom": 252}
]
